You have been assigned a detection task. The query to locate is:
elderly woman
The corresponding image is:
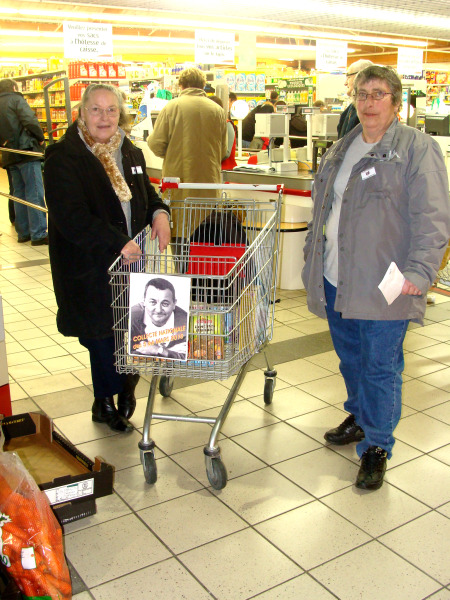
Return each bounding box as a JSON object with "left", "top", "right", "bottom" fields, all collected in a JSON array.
[
  {"left": 302, "top": 66, "right": 449, "bottom": 490},
  {"left": 44, "top": 83, "right": 171, "bottom": 433}
]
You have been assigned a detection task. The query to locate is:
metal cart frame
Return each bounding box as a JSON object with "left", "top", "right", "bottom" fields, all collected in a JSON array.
[{"left": 109, "top": 181, "right": 284, "bottom": 489}]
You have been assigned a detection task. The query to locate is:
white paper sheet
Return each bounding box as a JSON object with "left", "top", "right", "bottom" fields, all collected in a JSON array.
[{"left": 378, "top": 262, "right": 405, "bottom": 305}]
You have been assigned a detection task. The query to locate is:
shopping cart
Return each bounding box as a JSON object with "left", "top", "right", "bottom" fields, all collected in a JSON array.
[{"left": 109, "top": 180, "right": 283, "bottom": 489}]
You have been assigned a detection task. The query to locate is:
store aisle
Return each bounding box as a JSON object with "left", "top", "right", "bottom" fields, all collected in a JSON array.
[{"left": 1, "top": 168, "right": 450, "bottom": 600}]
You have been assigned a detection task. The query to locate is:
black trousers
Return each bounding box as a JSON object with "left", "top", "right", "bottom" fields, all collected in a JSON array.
[{"left": 79, "top": 336, "right": 126, "bottom": 398}]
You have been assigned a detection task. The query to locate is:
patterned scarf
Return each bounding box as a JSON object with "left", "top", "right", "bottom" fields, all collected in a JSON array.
[{"left": 78, "top": 119, "right": 132, "bottom": 203}]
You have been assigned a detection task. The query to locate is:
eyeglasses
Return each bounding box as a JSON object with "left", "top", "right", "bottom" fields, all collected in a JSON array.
[
  {"left": 353, "top": 91, "right": 393, "bottom": 102},
  {"left": 345, "top": 72, "right": 357, "bottom": 79},
  {"left": 85, "top": 106, "right": 119, "bottom": 117}
]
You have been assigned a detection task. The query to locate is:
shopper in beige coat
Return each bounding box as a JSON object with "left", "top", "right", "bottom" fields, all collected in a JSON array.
[{"left": 147, "top": 67, "right": 227, "bottom": 235}]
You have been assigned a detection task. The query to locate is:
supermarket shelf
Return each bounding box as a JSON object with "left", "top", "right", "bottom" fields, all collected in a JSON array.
[{"left": 14, "top": 70, "right": 65, "bottom": 81}]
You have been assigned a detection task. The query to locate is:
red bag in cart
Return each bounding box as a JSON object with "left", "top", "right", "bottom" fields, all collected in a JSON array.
[{"left": 0, "top": 452, "right": 72, "bottom": 600}]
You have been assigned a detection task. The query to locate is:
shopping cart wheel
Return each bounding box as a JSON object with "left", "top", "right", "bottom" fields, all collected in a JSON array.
[
  {"left": 264, "top": 378, "right": 275, "bottom": 405},
  {"left": 205, "top": 456, "right": 228, "bottom": 490},
  {"left": 159, "top": 375, "right": 174, "bottom": 397},
  {"left": 142, "top": 450, "right": 157, "bottom": 484}
]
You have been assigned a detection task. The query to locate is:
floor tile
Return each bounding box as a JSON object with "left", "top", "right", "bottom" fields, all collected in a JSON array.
[
  {"left": 424, "top": 589, "right": 450, "bottom": 600},
  {"left": 34, "top": 386, "right": 94, "bottom": 418},
  {"left": 394, "top": 413, "right": 450, "bottom": 453},
  {"left": 287, "top": 405, "right": 346, "bottom": 443},
  {"left": 54, "top": 411, "right": 118, "bottom": 445},
  {"left": 437, "top": 501, "right": 450, "bottom": 518},
  {"left": 425, "top": 401, "right": 450, "bottom": 425},
  {"left": 275, "top": 358, "right": 334, "bottom": 385},
  {"left": 29, "top": 345, "right": 69, "bottom": 361},
  {"left": 403, "top": 353, "right": 448, "bottom": 377},
  {"left": 380, "top": 512, "right": 450, "bottom": 585},
  {"left": 8, "top": 382, "right": 28, "bottom": 401},
  {"left": 419, "top": 366, "right": 450, "bottom": 392},
  {"left": 6, "top": 349, "right": 34, "bottom": 366},
  {"left": 311, "top": 541, "right": 439, "bottom": 600},
  {"left": 220, "top": 368, "right": 291, "bottom": 399},
  {"left": 259, "top": 386, "right": 329, "bottom": 420},
  {"left": 296, "top": 373, "right": 347, "bottom": 405},
  {"left": 40, "top": 355, "right": 85, "bottom": 372},
  {"left": 321, "top": 483, "right": 429, "bottom": 537},
  {"left": 414, "top": 342, "right": 450, "bottom": 366},
  {"left": 64, "top": 514, "right": 171, "bottom": 588},
  {"left": 212, "top": 467, "right": 313, "bottom": 524},
  {"left": 91, "top": 559, "right": 214, "bottom": 600},
  {"left": 402, "top": 379, "right": 450, "bottom": 411},
  {"left": 251, "top": 573, "right": 336, "bottom": 599},
  {"left": 180, "top": 528, "right": 301, "bottom": 600},
  {"left": 273, "top": 446, "right": 357, "bottom": 497},
  {"left": 147, "top": 419, "right": 219, "bottom": 455},
  {"left": 215, "top": 398, "right": 280, "bottom": 437},
  {"left": 271, "top": 324, "right": 306, "bottom": 343},
  {"left": 232, "top": 421, "right": 321, "bottom": 464},
  {"left": 170, "top": 379, "right": 241, "bottom": 412},
  {"left": 256, "top": 500, "right": 370, "bottom": 570},
  {"left": 430, "top": 444, "right": 450, "bottom": 467},
  {"left": 11, "top": 398, "right": 40, "bottom": 414},
  {"left": 139, "top": 488, "right": 247, "bottom": 553},
  {"left": 19, "top": 372, "right": 85, "bottom": 397},
  {"left": 113, "top": 457, "right": 203, "bottom": 511},
  {"left": 20, "top": 336, "right": 57, "bottom": 351},
  {"left": 303, "top": 349, "right": 341, "bottom": 373},
  {"left": 77, "top": 429, "right": 146, "bottom": 471},
  {"left": 288, "top": 317, "right": 330, "bottom": 335},
  {"left": 414, "top": 322, "right": 450, "bottom": 342},
  {"left": 386, "top": 455, "right": 450, "bottom": 507},
  {"left": 171, "top": 437, "right": 266, "bottom": 485},
  {"left": 63, "top": 493, "right": 132, "bottom": 534},
  {"left": 8, "top": 361, "right": 49, "bottom": 379}
]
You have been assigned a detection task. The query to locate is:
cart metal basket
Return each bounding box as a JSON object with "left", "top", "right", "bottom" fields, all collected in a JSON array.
[{"left": 109, "top": 180, "right": 283, "bottom": 489}]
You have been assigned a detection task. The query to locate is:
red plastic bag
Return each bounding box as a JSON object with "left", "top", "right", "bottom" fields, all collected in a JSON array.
[{"left": 0, "top": 452, "right": 72, "bottom": 600}]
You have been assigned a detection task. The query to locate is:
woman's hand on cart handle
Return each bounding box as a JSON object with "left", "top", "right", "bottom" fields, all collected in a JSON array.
[
  {"left": 121, "top": 240, "right": 142, "bottom": 264},
  {"left": 151, "top": 212, "right": 171, "bottom": 252}
]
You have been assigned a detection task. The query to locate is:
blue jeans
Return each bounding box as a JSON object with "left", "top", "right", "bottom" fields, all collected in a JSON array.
[
  {"left": 324, "top": 278, "right": 409, "bottom": 459},
  {"left": 10, "top": 161, "right": 47, "bottom": 241}
]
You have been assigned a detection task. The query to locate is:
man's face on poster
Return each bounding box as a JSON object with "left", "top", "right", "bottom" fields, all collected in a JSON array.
[{"left": 144, "top": 285, "right": 177, "bottom": 327}]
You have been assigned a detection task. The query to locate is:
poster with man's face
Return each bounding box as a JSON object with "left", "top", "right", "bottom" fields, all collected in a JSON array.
[{"left": 128, "top": 273, "right": 190, "bottom": 360}]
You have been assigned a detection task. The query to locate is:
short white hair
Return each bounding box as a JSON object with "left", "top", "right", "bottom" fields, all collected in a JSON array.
[{"left": 347, "top": 59, "right": 374, "bottom": 76}]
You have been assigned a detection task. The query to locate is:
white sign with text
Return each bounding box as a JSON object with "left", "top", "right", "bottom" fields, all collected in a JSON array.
[
  {"left": 315, "top": 39, "right": 348, "bottom": 72},
  {"left": 195, "top": 30, "right": 235, "bottom": 65},
  {"left": 63, "top": 21, "right": 113, "bottom": 59},
  {"left": 397, "top": 47, "right": 423, "bottom": 77}
]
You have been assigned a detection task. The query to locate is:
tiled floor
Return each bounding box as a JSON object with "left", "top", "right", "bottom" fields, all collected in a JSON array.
[{"left": 1, "top": 168, "right": 450, "bottom": 600}]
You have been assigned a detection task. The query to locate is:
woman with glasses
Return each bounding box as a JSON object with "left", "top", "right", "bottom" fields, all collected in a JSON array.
[
  {"left": 44, "top": 84, "right": 171, "bottom": 433},
  {"left": 302, "top": 66, "right": 449, "bottom": 491}
]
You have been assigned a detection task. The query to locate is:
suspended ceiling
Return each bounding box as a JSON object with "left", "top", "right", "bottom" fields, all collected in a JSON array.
[{"left": 1, "top": 0, "right": 450, "bottom": 66}]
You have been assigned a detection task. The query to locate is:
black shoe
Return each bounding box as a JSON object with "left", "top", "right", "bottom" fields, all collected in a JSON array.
[
  {"left": 31, "top": 236, "right": 49, "bottom": 246},
  {"left": 92, "top": 397, "right": 133, "bottom": 432},
  {"left": 18, "top": 235, "right": 31, "bottom": 243},
  {"left": 356, "top": 446, "right": 387, "bottom": 490},
  {"left": 324, "top": 413, "right": 365, "bottom": 445},
  {"left": 117, "top": 374, "right": 140, "bottom": 419}
]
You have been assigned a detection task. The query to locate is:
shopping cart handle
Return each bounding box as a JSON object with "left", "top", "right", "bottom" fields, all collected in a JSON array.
[{"left": 160, "top": 178, "right": 284, "bottom": 194}]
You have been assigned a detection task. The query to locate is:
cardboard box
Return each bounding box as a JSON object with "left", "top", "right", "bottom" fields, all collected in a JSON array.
[{"left": 0, "top": 412, "right": 114, "bottom": 525}]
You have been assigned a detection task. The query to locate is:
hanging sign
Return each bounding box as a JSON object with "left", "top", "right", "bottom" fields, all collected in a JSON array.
[
  {"left": 63, "top": 21, "right": 113, "bottom": 59},
  {"left": 195, "top": 30, "right": 235, "bottom": 65},
  {"left": 397, "top": 47, "right": 423, "bottom": 77},
  {"left": 315, "top": 40, "right": 348, "bottom": 72}
]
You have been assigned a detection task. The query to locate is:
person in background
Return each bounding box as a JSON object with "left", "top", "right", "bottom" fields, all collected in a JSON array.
[
  {"left": 228, "top": 92, "right": 237, "bottom": 118},
  {"left": 337, "top": 59, "right": 374, "bottom": 139},
  {"left": 302, "top": 66, "right": 449, "bottom": 491},
  {"left": 147, "top": 67, "right": 227, "bottom": 234},
  {"left": 44, "top": 83, "right": 171, "bottom": 433},
  {"left": 209, "top": 95, "right": 237, "bottom": 170},
  {"left": 269, "top": 90, "right": 279, "bottom": 105},
  {"left": 275, "top": 99, "right": 326, "bottom": 148},
  {"left": 241, "top": 102, "right": 274, "bottom": 148},
  {"left": 0, "top": 78, "right": 47, "bottom": 245}
]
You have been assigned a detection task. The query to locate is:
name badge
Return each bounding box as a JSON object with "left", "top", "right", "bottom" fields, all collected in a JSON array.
[
  {"left": 361, "top": 167, "right": 376, "bottom": 180},
  {"left": 136, "top": 166, "right": 143, "bottom": 174},
  {"left": 131, "top": 167, "right": 136, "bottom": 174}
]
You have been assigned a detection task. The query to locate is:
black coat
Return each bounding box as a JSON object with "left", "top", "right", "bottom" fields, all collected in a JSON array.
[
  {"left": 44, "top": 122, "right": 170, "bottom": 339},
  {"left": 337, "top": 103, "right": 360, "bottom": 139},
  {"left": 0, "top": 91, "right": 45, "bottom": 167}
]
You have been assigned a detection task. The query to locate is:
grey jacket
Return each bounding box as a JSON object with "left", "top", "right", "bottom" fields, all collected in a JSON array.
[
  {"left": 0, "top": 91, "right": 45, "bottom": 167},
  {"left": 302, "top": 118, "right": 449, "bottom": 324}
]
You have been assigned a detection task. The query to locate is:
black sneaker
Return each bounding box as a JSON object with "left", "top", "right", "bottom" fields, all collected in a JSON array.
[
  {"left": 356, "top": 446, "right": 388, "bottom": 490},
  {"left": 18, "top": 235, "right": 31, "bottom": 243},
  {"left": 324, "top": 413, "right": 365, "bottom": 445},
  {"left": 31, "top": 236, "right": 49, "bottom": 246}
]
